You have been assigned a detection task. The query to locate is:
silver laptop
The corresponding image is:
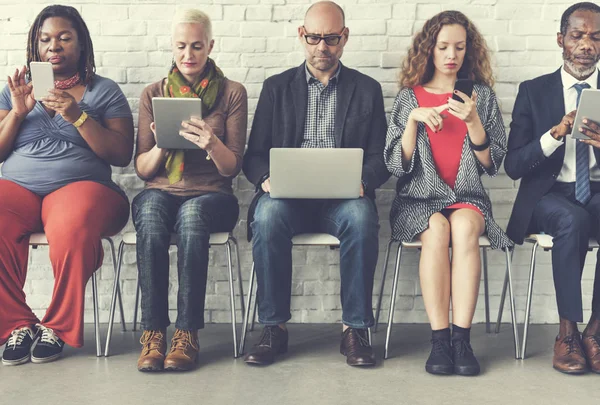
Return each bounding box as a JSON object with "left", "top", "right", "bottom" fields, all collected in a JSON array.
[
  {"left": 269, "top": 148, "right": 363, "bottom": 199},
  {"left": 152, "top": 97, "right": 202, "bottom": 149}
]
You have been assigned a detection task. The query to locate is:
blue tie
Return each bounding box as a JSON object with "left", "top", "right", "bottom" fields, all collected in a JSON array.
[{"left": 575, "top": 82, "right": 592, "bottom": 204}]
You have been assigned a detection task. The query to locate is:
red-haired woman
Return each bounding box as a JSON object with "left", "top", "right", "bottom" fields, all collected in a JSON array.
[{"left": 384, "top": 10, "right": 512, "bottom": 376}]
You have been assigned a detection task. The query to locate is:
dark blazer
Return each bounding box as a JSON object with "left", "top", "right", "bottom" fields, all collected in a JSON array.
[
  {"left": 505, "top": 68, "right": 600, "bottom": 244},
  {"left": 242, "top": 62, "right": 390, "bottom": 240}
]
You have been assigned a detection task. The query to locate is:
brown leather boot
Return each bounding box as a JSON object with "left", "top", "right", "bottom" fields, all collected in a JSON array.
[
  {"left": 137, "top": 330, "right": 166, "bottom": 372},
  {"left": 582, "top": 334, "right": 600, "bottom": 374},
  {"left": 164, "top": 329, "right": 199, "bottom": 371},
  {"left": 553, "top": 334, "right": 588, "bottom": 374}
]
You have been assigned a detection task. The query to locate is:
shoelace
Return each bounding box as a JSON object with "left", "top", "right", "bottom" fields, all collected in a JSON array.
[
  {"left": 430, "top": 338, "right": 450, "bottom": 356},
  {"left": 170, "top": 330, "right": 198, "bottom": 353},
  {"left": 140, "top": 330, "right": 165, "bottom": 354},
  {"left": 36, "top": 324, "right": 62, "bottom": 346},
  {"left": 585, "top": 335, "right": 600, "bottom": 356},
  {"left": 562, "top": 335, "right": 582, "bottom": 355},
  {"left": 345, "top": 329, "right": 371, "bottom": 356},
  {"left": 453, "top": 339, "right": 474, "bottom": 357},
  {"left": 257, "top": 326, "right": 280, "bottom": 347},
  {"left": 7, "top": 327, "right": 33, "bottom": 349}
]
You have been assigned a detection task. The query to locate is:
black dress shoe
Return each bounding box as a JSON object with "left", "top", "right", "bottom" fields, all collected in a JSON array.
[
  {"left": 452, "top": 338, "right": 480, "bottom": 376},
  {"left": 244, "top": 326, "right": 288, "bottom": 366},
  {"left": 425, "top": 337, "right": 453, "bottom": 375},
  {"left": 340, "top": 328, "right": 376, "bottom": 367}
]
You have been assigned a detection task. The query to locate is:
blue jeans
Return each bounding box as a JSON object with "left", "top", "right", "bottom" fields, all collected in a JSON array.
[
  {"left": 251, "top": 193, "right": 380, "bottom": 328},
  {"left": 132, "top": 189, "right": 239, "bottom": 331}
]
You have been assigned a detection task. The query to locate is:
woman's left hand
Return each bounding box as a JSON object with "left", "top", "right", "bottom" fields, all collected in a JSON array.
[
  {"left": 41, "top": 89, "right": 82, "bottom": 123},
  {"left": 447, "top": 90, "right": 479, "bottom": 124},
  {"left": 179, "top": 116, "right": 217, "bottom": 151}
]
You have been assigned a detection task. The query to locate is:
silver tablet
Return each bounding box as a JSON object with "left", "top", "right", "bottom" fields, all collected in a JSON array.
[
  {"left": 152, "top": 97, "right": 202, "bottom": 149},
  {"left": 269, "top": 148, "right": 363, "bottom": 199},
  {"left": 29, "top": 62, "right": 54, "bottom": 101},
  {"left": 572, "top": 89, "right": 600, "bottom": 140}
]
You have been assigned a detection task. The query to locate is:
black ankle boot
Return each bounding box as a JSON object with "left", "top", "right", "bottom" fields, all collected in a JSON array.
[
  {"left": 452, "top": 325, "right": 480, "bottom": 376},
  {"left": 425, "top": 328, "right": 453, "bottom": 375}
]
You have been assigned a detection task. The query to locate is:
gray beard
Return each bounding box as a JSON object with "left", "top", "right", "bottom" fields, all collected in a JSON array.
[{"left": 564, "top": 58, "right": 599, "bottom": 80}]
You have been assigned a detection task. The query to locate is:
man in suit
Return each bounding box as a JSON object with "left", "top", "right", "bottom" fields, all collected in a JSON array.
[
  {"left": 505, "top": 2, "right": 600, "bottom": 374},
  {"left": 242, "top": 1, "right": 389, "bottom": 367}
]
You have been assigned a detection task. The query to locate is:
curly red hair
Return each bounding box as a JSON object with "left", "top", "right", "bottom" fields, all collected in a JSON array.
[{"left": 399, "top": 11, "right": 494, "bottom": 89}]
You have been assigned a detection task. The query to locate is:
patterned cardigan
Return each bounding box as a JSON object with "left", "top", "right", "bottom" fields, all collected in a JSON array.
[{"left": 384, "top": 84, "right": 513, "bottom": 249}]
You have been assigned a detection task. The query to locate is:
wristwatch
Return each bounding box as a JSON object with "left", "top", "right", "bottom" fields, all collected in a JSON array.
[{"left": 72, "top": 111, "right": 89, "bottom": 128}]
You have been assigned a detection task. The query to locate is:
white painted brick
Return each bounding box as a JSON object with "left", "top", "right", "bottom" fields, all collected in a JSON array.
[
  {"left": 510, "top": 20, "right": 558, "bottom": 36},
  {"left": 126, "top": 67, "right": 167, "bottom": 84},
  {"left": 224, "top": 6, "right": 246, "bottom": 21},
  {"left": 174, "top": 5, "right": 224, "bottom": 20},
  {"left": 241, "top": 22, "right": 284, "bottom": 37},
  {"left": 266, "top": 37, "right": 300, "bottom": 53},
  {"left": 347, "top": 20, "right": 386, "bottom": 35},
  {"left": 0, "top": 51, "right": 6, "bottom": 66},
  {"left": 273, "top": 5, "right": 307, "bottom": 22},
  {"left": 386, "top": 20, "right": 413, "bottom": 37},
  {"left": 212, "top": 22, "right": 242, "bottom": 37},
  {"left": 495, "top": 4, "right": 543, "bottom": 20},
  {"left": 221, "top": 37, "right": 267, "bottom": 53},
  {"left": 393, "top": 4, "right": 417, "bottom": 20},
  {"left": 0, "top": 19, "right": 30, "bottom": 35},
  {"left": 346, "top": 4, "right": 391, "bottom": 20},
  {"left": 82, "top": 5, "right": 128, "bottom": 21},
  {"left": 246, "top": 5, "right": 272, "bottom": 21},
  {"left": 341, "top": 51, "right": 380, "bottom": 67},
  {"left": 381, "top": 52, "right": 403, "bottom": 69},
  {"left": 0, "top": 35, "right": 26, "bottom": 51},
  {"left": 526, "top": 35, "right": 560, "bottom": 51},
  {"left": 101, "top": 21, "right": 146, "bottom": 36},
  {"left": 496, "top": 36, "right": 527, "bottom": 52},
  {"left": 104, "top": 52, "right": 148, "bottom": 67},
  {"left": 128, "top": 5, "right": 174, "bottom": 21},
  {"left": 416, "top": 4, "right": 442, "bottom": 20},
  {"left": 345, "top": 36, "right": 388, "bottom": 52},
  {"left": 96, "top": 67, "right": 127, "bottom": 83}
]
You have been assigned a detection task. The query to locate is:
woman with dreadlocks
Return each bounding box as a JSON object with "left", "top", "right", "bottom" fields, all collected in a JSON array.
[{"left": 0, "top": 5, "right": 133, "bottom": 365}]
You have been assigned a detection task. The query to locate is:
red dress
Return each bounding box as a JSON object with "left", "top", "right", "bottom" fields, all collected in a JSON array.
[{"left": 413, "top": 86, "right": 482, "bottom": 215}]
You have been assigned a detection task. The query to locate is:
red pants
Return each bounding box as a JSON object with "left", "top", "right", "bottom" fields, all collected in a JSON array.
[{"left": 0, "top": 180, "right": 129, "bottom": 348}]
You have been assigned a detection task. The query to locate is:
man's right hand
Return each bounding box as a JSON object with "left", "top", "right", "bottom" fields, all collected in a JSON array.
[
  {"left": 261, "top": 177, "right": 271, "bottom": 193},
  {"left": 7, "top": 66, "right": 35, "bottom": 118},
  {"left": 550, "top": 110, "right": 577, "bottom": 140}
]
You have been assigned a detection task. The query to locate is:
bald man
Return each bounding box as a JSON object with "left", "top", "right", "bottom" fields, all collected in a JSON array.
[{"left": 242, "top": 1, "right": 389, "bottom": 367}]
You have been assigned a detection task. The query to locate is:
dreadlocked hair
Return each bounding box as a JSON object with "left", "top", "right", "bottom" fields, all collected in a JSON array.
[{"left": 26, "top": 5, "right": 96, "bottom": 87}]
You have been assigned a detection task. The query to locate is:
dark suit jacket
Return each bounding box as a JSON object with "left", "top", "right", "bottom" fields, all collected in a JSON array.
[
  {"left": 242, "top": 62, "right": 390, "bottom": 240},
  {"left": 504, "top": 68, "right": 600, "bottom": 244}
]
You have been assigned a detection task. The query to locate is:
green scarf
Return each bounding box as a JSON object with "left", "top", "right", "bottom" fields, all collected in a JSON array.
[{"left": 164, "top": 58, "right": 225, "bottom": 184}]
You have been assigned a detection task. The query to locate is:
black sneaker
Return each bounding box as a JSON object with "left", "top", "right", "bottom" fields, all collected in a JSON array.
[
  {"left": 452, "top": 338, "right": 480, "bottom": 376},
  {"left": 425, "top": 337, "right": 454, "bottom": 375},
  {"left": 2, "top": 326, "right": 37, "bottom": 366},
  {"left": 31, "top": 325, "right": 64, "bottom": 364}
]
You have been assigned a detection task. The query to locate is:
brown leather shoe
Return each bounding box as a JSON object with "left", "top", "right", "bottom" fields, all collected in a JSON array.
[
  {"left": 164, "top": 329, "right": 199, "bottom": 371},
  {"left": 582, "top": 334, "right": 600, "bottom": 374},
  {"left": 244, "top": 326, "right": 288, "bottom": 366},
  {"left": 137, "top": 330, "right": 166, "bottom": 372},
  {"left": 553, "top": 334, "right": 588, "bottom": 374},
  {"left": 340, "top": 328, "right": 376, "bottom": 367}
]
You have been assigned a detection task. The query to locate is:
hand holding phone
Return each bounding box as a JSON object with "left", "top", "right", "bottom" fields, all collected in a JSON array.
[
  {"left": 29, "top": 61, "right": 54, "bottom": 101},
  {"left": 452, "top": 78, "right": 474, "bottom": 103},
  {"left": 6, "top": 65, "right": 35, "bottom": 117}
]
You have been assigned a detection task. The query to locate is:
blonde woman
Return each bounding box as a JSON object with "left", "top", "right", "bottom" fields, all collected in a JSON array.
[{"left": 133, "top": 9, "right": 247, "bottom": 372}]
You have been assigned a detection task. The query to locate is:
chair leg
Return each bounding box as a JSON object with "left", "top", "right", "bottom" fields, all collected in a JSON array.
[
  {"left": 91, "top": 271, "right": 102, "bottom": 357},
  {"left": 482, "top": 247, "right": 491, "bottom": 333},
  {"left": 505, "top": 248, "right": 521, "bottom": 359},
  {"left": 521, "top": 242, "right": 538, "bottom": 360},
  {"left": 384, "top": 244, "right": 403, "bottom": 360},
  {"left": 495, "top": 266, "right": 509, "bottom": 333},
  {"left": 230, "top": 237, "right": 246, "bottom": 318},
  {"left": 225, "top": 242, "right": 239, "bottom": 358},
  {"left": 104, "top": 237, "right": 126, "bottom": 333},
  {"left": 374, "top": 239, "right": 393, "bottom": 333},
  {"left": 239, "top": 262, "right": 255, "bottom": 356},
  {"left": 104, "top": 241, "right": 124, "bottom": 357},
  {"left": 132, "top": 273, "right": 141, "bottom": 332},
  {"left": 250, "top": 288, "right": 258, "bottom": 332}
]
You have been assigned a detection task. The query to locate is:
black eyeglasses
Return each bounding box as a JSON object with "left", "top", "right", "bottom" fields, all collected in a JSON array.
[{"left": 303, "top": 27, "right": 345, "bottom": 46}]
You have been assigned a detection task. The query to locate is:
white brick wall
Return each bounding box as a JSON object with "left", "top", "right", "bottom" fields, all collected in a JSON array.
[{"left": 0, "top": 0, "right": 596, "bottom": 326}]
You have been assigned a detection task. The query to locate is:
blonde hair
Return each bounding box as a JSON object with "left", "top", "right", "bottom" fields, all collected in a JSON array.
[{"left": 172, "top": 9, "right": 212, "bottom": 42}]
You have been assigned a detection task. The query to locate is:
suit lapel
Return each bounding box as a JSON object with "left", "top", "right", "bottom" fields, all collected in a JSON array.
[
  {"left": 291, "top": 64, "right": 308, "bottom": 147},
  {"left": 547, "top": 69, "right": 565, "bottom": 125},
  {"left": 335, "top": 66, "right": 355, "bottom": 148}
]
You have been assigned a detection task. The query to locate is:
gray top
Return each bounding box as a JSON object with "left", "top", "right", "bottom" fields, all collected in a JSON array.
[{"left": 0, "top": 75, "right": 132, "bottom": 199}]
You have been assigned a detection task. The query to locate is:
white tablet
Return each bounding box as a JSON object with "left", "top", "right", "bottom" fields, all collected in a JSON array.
[
  {"left": 152, "top": 97, "right": 203, "bottom": 149},
  {"left": 572, "top": 89, "right": 600, "bottom": 140},
  {"left": 29, "top": 62, "right": 54, "bottom": 101}
]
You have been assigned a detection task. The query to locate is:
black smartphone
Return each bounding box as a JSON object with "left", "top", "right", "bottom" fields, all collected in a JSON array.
[{"left": 452, "top": 78, "right": 474, "bottom": 103}]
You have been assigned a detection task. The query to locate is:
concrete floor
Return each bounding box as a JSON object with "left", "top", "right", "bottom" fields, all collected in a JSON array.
[{"left": 0, "top": 324, "right": 597, "bottom": 405}]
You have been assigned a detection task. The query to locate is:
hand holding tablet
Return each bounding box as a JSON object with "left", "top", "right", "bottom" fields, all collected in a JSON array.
[
  {"left": 571, "top": 89, "right": 600, "bottom": 141},
  {"left": 152, "top": 97, "right": 203, "bottom": 150}
]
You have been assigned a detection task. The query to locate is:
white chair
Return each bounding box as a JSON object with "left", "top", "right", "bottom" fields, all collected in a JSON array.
[
  {"left": 239, "top": 233, "right": 372, "bottom": 355},
  {"left": 104, "top": 232, "right": 245, "bottom": 358},
  {"left": 375, "top": 236, "right": 521, "bottom": 360},
  {"left": 28, "top": 233, "right": 124, "bottom": 358},
  {"left": 497, "top": 234, "right": 600, "bottom": 359}
]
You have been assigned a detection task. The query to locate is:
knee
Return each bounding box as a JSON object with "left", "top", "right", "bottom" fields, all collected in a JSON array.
[
  {"left": 557, "top": 209, "right": 591, "bottom": 236},
  {"left": 449, "top": 213, "right": 483, "bottom": 243},
  {"left": 132, "top": 190, "right": 171, "bottom": 234},
  {"left": 251, "top": 195, "right": 294, "bottom": 239},
  {"left": 175, "top": 203, "right": 210, "bottom": 236},
  {"left": 337, "top": 199, "right": 379, "bottom": 238},
  {"left": 421, "top": 214, "right": 450, "bottom": 246},
  {"left": 48, "top": 228, "right": 98, "bottom": 258}
]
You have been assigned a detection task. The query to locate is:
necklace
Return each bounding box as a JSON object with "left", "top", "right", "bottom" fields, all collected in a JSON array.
[{"left": 55, "top": 72, "right": 81, "bottom": 90}]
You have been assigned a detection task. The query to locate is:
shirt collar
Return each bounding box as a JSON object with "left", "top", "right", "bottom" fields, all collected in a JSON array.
[
  {"left": 561, "top": 65, "right": 598, "bottom": 90},
  {"left": 305, "top": 62, "right": 341, "bottom": 84}
]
